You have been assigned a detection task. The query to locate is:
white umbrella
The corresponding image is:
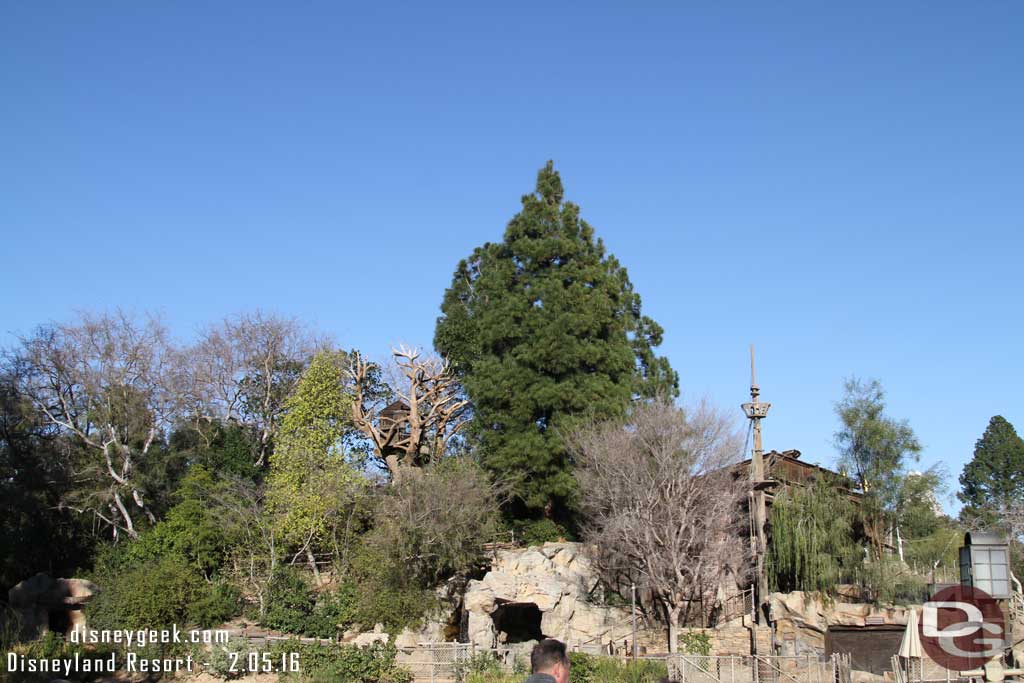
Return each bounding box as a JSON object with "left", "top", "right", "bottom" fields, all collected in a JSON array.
[
  {"left": 899, "top": 608, "right": 924, "bottom": 682},
  {"left": 899, "top": 608, "right": 923, "bottom": 659}
]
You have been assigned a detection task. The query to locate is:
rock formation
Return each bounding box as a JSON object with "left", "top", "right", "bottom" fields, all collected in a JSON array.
[
  {"left": 462, "top": 542, "right": 633, "bottom": 651},
  {"left": 8, "top": 573, "right": 98, "bottom": 639}
]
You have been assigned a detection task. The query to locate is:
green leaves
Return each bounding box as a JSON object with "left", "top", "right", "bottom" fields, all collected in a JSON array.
[
  {"left": 958, "top": 415, "right": 1024, "bottom": 523},
  {"left": 767, "top": 475, "right": 859, "bottom": 594},
  {"left": 266, "top": 350, "right": 365, "bottom": 547},
  {"left": 435, "top": 162, "right": 678, "bottom": 517}
]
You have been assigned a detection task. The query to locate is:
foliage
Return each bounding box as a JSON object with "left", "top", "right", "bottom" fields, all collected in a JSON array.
[
  {"left": 126, "top": 465, "right": 235, "bottom": 577},
  {"left": 901, "top": 520, "right": 962, "bottom": 574},
  {"left": 205, "top": 635, "right": 253, "bottom": 680},
  {"left": 767, "top": 476, "right": 860, "bottom": 593},
  {"left": 13, "top": 312, "right": 180, "bottom": 539},
  {"left": 853, "top": 555, "right": 929, "bottom": 605},
  {"left": 4, "top": 632, "right": 119, "bottom": 682},
  {"left": 347, "top": 541, "right": 437, "bottom": 632},
  {"left": 88, "top": 553, "right": 234, "bottom": 631},
  {"left": 365, "top": 457, "right": 505, "bottom": 587},
  {"left": 260, "top": 566, "right": 355, "bottom": 637},
  {"left": 680, "top": 630, "right": 712, "bottom": 656},
  {"left": 455, "top": 652, "right": 505, "bottom": 682},
  {"left": 266, "top": 350, "right": 367, "bottom": 574},
  {"left": 959, "top": 416, "right": 1024, "bottom": 524},
  {"left": 834, "top": 378, "right": 923, "bottom": 556},
  {"left": 512, "top": 517, "right": 572, "bottom": 545},
  {"left": 435, "top": 161, "right": 678, "bottom": 518},
  {"left": 188, "top": 579, "right": 242, "bottom": 627},
  {"left": 168, "top": 421, "right": 261, "bottom": 481},
  {"left": 268, "top": 639, "right": 413, "bottom": 683},
  {"left": 0, "top": 368, "right": 96, "bottom": 595},
  {"left": 568, "top": 652, "right": 668, "bottom": 683}
]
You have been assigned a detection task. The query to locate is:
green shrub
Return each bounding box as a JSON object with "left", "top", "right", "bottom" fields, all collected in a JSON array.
[
  {"left": 455, "top": 652, "right": 503, "bottom": 682},
  {"left": 268, "top": 639, "right": 413, "bottom": 683},
  {"left": 262, "top": 566, "right": 317, "bottom": 634},
  {"left": 187, "top": 578, "right": 242, "bottom": 627},
  {"left": 88, "top": 554, "right": 218, "bottom": 630},
  {"left": 6, "top": 632, "right": 119, "bottom": 682},
  {"left": 125, "top": 465, "right": 236, "bottom": 576},
  {"left": 569, "top": 651, "right": 599, "bottom": 683},
  {"left": 205, "top": 636, "right": 253, "bottom": 680},
  {"left": 261, "top": 569, "right": 361, "bottom": 638},
  {"left": 305, "top": 581, "right": 359, "bottom": 638},
  {"left": 513, "top": 518, "right": 572, "bottom": 546},
  {"left": 680, "top": 630, "right": 711, "bottom": 656},
  {"left": 568, "top": 653, "right": 667, "bottom": 683},
  {"left": 348, "top": 543, "right": 437, "bottom": 632}
]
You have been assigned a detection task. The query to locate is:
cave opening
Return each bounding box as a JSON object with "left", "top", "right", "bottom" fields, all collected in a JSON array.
[
  {"left": 47, "top": 608, "right": 71, "bottom": 635},
  {"left": 491, "top": 601, "right": 544, "bottom": 643}
]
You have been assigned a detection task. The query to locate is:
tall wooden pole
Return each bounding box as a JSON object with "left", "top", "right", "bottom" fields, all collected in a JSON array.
[{"left": 742, "top": 345, "right": 771, "bottom": 625}]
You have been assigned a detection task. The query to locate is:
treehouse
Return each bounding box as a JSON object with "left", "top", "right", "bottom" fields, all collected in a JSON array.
[{"left": 378, "top": 399, "right": 412, "bottom": 438}]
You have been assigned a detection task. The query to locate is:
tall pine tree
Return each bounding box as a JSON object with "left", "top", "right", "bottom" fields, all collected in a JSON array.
[
  {"left": 959, "top": 415, "right": 1024, "bottom": 523},
  {"left": 434, "top": 162, "right": 678, "bottom": 521}
]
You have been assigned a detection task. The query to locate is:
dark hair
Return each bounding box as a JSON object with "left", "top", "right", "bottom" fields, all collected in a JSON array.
[{"left": 531, "top": 638, "right": 569, "bottom": 673}]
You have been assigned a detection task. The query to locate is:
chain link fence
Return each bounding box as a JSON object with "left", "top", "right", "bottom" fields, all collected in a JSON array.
[{"left": 398, "top": 643, "right": 854, "bottom": 683}]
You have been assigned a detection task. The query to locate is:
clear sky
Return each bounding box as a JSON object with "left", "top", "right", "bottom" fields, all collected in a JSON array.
[{"left": 3, "top": 2, "right": 1022, "bottom": 514}]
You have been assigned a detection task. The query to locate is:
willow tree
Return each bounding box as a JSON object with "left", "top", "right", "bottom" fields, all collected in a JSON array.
[
  {"left": 266, "top": 350, "right": 365, "bottom": 583},
  {"left": 767, "top": 476, "right": 859, "bottom": 594},
  {"left": 434, "top": 161, "right": 678, "bottom": 521}
]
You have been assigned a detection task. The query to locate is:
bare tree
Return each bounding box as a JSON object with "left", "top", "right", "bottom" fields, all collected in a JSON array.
[
  {"left": 569, "top": 398, "right": 750, "bottom": 653},
  {"left": 350, "top": 345, "right": 470, "bottom": 481},
  {"left": 186, "top": 312, "right": 320, "bottom": 468},
  {"left": 14, "top": 311, "right": 181, "bottom": 539},
  {"left": 212, "top": 476, "right": 282, "bottom": 618}
]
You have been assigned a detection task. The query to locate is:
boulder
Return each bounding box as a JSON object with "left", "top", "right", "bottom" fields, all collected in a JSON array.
[
  {"left": 463, "top": 542, "right": 632, "bottom": 649},
  {"left": 351, "top": 623, "right": 390, "bottom": 647}
]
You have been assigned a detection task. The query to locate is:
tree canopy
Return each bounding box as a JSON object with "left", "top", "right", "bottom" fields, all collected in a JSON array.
[
  {"left": 959, "top": 415, "right": 1024, "bottom": 524},
  {"left": 434, "top": 161, "right": 678, "bottom": 518}
]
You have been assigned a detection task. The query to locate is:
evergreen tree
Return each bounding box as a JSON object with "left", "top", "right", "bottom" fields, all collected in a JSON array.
[
  {"left": 959, "top": 416, "right": 1024, "bottom": 524},
  {"left": 434, "top": 161, "right": 678, "bottom": 520}
]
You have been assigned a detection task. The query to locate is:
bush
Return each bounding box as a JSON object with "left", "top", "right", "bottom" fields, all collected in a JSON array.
[
  {"left": 680, "top": 630, "right": 711, "bottom": 656},
  {"left": 268, "top": 639, "right": 413, "bottom": 683},
  {"left": 347, "top": 542, "right": 438, "bottom": 633},
  {"left": 367, "top": 458, "right": 505, "bottom": 587},
  {"left": 88, "top": 554, "right": 226, "bottom": 631},
  {"left": 205, "top": 636, "right": 254, "bottom": 680},
  {"left": 6, "top": 632, "right": 119, "bottom": 682},
  {"left": 568, "top": 653, "right": 668, "bottom": 683},
  {"left": 262, "top": 566, "right": 318, "bottom": 634},
  {"left": 569, "top": 651, "right": 599, "bottom": 683},
  {"left": 187, "top": 579, "right": 241, "bottom": 627},
  {"left": 304, "top": 581, "right": 358, "bottom": 638},
  {"left": 126, "top": 465, "right": 237, "bottom": 577},
  {"left": 455, "top": 652, "right": 504, "bottom": 682},
  {"left": 513, "top": 518, "right": 572, "bottom": 546},
  {"left": 261, "top": 568, "right": 361, "bottom": 638}
]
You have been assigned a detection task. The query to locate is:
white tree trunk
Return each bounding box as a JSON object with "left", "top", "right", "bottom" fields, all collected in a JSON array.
[{"left": 668, "top": 606, "right": 682, "bottom": 653}]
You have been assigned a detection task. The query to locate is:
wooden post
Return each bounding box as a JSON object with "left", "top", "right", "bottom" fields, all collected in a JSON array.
[{"left": 742, "top": 345, "right": 771, "bottom": 628}]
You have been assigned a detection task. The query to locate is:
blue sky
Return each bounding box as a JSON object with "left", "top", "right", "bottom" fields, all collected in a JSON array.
[{"left": 3, "top": 2, "right": 1022, "bottom": 514}]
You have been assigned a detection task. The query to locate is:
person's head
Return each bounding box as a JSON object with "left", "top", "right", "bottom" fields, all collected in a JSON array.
[{"left": 530, "top": 639, "right": 570, "bottom": 683}]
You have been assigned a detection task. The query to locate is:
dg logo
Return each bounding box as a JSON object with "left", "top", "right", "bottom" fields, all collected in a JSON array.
[{"left": 920, "top": 585, "right": 1006, "bottom": 671}]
